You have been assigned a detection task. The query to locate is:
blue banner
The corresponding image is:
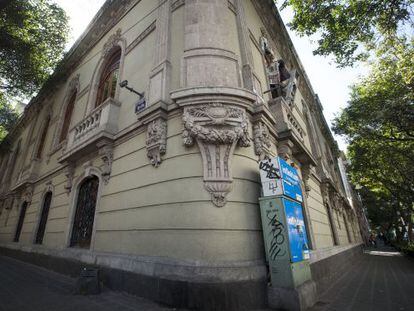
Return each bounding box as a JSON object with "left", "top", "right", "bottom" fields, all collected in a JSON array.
[{"left": 278, "top": 158, "right": 303, "bottom": 202}]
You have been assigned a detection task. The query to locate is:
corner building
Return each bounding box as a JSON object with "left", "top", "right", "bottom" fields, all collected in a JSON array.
[{"left": 0, "top": 0, "right": 368, "bottom": 309}]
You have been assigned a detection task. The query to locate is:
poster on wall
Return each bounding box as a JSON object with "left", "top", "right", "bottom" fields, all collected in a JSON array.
[
  {"left": 259, "top": 157, "right": 303, "bottom": 202},
  {"left": 284, "top": 198, "right": 310, "bottom": 262},
  {"left": 278, "top": 158, "right": 303, "bottom": 203}
]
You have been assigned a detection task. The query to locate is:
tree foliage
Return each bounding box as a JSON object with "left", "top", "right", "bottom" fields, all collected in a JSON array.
[
  {"left": 333, "top": 38, "right": 414, "bottom": 240},
  {"left": 0, "top": 94, "right": 19, "bottom": 142},
  {"left": 0, "top": 0, "right": 69, "bottom": 99},
  {"left": 280, "top": 0, "right": 414, "bottom": 66}
]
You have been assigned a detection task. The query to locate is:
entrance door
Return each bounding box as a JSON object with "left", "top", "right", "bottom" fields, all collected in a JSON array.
[{"left": 70, "top": 176, "right": 99, "bottom": 248}]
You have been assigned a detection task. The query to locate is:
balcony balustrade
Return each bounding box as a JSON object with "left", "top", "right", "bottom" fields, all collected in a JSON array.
[{"left": 58, "top": 98, "right": 121, "bottom": 163}]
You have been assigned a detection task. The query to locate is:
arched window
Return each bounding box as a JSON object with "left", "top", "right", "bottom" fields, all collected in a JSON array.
[
  {"left": 70, "top": 176, "right": 99, "bottom": 248},
  {"left": 14, "top": 201, "right": 28, "bottom": 242},
  {"left": 95, "top": 48, "right": 121, "bottom": 107},
  {"left": 59, "top": 91, "right": 76, "bottom": 143},
  {"left": 35, "top": 191, "right": 52, "bottom": 244},
  {"left": 36, "top": 116, "right": 51, "bottom": 159}
]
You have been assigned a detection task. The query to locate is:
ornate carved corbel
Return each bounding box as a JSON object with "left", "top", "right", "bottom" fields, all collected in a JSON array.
[
  {"left": 98, "top": 142, "right": 114, "bottom": 184},
  {"left": 301, "top": 164, "right": 312, "bottom": 195},
  {"left": 182, "top": 103, "right": 250, "bottom": 207},
  {"left": 278, "top": 139, "right": 294, "bottom": 162},
  {"left": 320, "top": 182, "right": 330, "bottom": 206},
  {"left": 146, "top": 118, "right": 167, "bottom": 167},
  {"left": 21, "top": 185, "right": 34, "bottom": 205},
  {"left": 253, "top": 121, "right": 271, "bottom": 160},
  {"left": 64, "top": 163, "right": 75, "bottom": 194}
]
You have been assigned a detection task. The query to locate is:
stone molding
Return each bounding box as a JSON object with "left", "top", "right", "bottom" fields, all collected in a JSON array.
[{"left": 182, "top": 103, "right": 250, "bottom": 207}]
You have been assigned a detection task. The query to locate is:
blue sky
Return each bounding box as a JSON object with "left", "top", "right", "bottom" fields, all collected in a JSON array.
[{"left": 55, "top": 0, "right": 368, "bottom": 150}]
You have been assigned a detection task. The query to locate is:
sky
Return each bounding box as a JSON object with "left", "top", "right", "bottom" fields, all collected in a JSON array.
[{"left": 54, "top": 0, "right": 368, "bottom": 151}]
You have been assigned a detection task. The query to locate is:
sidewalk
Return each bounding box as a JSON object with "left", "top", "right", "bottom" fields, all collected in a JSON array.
[
  {"left": 310, "top": 247, "right": 414, "bottom": 311},
  {"left": 1, "top": 247, "right": 413, "bottom": 311},
  {"left": 0, "top": 255, "right": 179, "bottom": 311}
]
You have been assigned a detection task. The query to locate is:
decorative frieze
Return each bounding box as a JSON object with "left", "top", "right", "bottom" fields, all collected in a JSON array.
[
  {"left": 146, "top": 118, "right": 167, "bottom": 167},
  {"left": 182, "top": 103, "right": 250, "bottom": 207}
]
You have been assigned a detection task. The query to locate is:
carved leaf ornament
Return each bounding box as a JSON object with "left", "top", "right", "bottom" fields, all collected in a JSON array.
[{"left": 182, "top": 103, "right": 250, "bottom": 207}]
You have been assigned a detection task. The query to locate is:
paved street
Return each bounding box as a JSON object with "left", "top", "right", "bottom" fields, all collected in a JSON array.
[
  {"left": 310, "top": 247, "right": 414, "bottom": 311},
  {"left": 0, "top": 255, "right": 178, "bottom": 311},
  {"left": 0, "top": 247, "right": 413, "bottom": 311}
]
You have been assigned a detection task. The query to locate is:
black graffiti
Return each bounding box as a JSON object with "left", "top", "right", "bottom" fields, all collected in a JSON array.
[
  {"left": 266, "top": 210, "right": 286, "bottom": 260},
  {"left": 259, "top": 161, "right": 281, "bottom": 179}
]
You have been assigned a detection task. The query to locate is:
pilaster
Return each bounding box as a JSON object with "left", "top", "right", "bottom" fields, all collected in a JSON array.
[{"left": 148, "top": 0, "right": 172, "bottom": 105}]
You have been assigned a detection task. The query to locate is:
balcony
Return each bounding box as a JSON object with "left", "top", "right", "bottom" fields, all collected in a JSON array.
[
  {"left": 268, "top": 96, "right": 305, "bottom": 142},
  {"left": 268, "top": 96, "right": 317, "bottom": 166},
  {"left": 58, "top": 98, "right": 121, "bottom": 163}
]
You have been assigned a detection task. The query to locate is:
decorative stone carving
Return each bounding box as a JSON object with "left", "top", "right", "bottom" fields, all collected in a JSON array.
[
  {"left": 253, "top": 121, "right": 271, "bottom": 160},
  {"left": 64, "top": 163, "right": 75, "bottom": 194},
  {"left": 146, "top": 118, "right": 167, "bottom": 167},
  {"left": 278, "top": 140, "right": 294, "bottom": 161},
  {"left": 98, "top": 142, "right": 114, "bottom": 184},
  {"left": 301, "top": 164, "right": 312, "bottom": 194},
  {"left": 182, "top": 103, "right": 250, "bottom": 207},
  {"left": 103, "top": 28, "right": 122, "bottom": 57},
  {"left": 21, "top": 185, "right": 34, "bottom": 205}
]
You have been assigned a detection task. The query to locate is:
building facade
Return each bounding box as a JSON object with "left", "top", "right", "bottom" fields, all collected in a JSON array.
[{"left": 0, "top": 0, "right": 368, "bottom": 309}]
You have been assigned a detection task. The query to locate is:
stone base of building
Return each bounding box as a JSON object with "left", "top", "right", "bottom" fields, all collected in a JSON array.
[
  {"left": 267, "top": 280, "right": 317, "bottom": 311},
  {"left": 310, "top": 243, "right": 364, "bottom": 295},
  {"left": 0, "top": 246, "right": 267, "bottom": 311}
]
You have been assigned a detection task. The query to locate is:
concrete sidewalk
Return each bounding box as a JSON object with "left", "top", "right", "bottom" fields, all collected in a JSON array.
[
  {"left": 0, "top": 255, "right": 180, "bottom": 311},
  {"left": 310, "top": 247, "right": 414, "bottom": 311}
]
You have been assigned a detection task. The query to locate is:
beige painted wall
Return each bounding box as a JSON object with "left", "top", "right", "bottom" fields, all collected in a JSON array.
[{"left": 0, "top": 1, "right": 363, "bottom": 274}]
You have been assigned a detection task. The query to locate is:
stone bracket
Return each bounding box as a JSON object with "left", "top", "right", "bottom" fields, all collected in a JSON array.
[
  {"left": 182, "top": 103, "right": 250, "bottom": 207},
  {"left": 97, "top": 141, "right": 114, "bottom": 184},
  {"left": 137, "top": 103, "right": 168, "bottom": 168}
]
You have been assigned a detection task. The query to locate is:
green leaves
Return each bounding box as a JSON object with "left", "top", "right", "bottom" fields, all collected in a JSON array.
[
  {"left": 279, "top": 0, "right": 414, "bottom": 67},
  {"left": 333, "top": 37, "right": 414, "bottom": 237},
  {"left": 0, "top": 0, "right": 69, "bottom": 99},
  {"left": 0, "top": 94, "right": 18, "bottom": 142}
]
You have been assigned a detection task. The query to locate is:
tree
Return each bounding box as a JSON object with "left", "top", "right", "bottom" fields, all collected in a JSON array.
[
  {"left": 0, "top": 0, "right": 69, "bottom": 99},
  {"left": 333, "top": 38, "right": 414, "bottom": 241},
  {"left": 279, "top": 0, "right": 414, "bottom": 67},
  {"left": 0, "top": 94, "right": 19, "bottom": 142}
]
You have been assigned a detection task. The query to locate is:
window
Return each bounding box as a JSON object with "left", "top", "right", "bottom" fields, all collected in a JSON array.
[
  {"left": 36, "top": 116, "right": 50, "bottom": 158},
  {"left": 70, "top": 176, "right": 99, "bottom": 248},
  {"left": 14, "top": 201, "right": 28, "bottom": 242},
  {"left": 35, "top": 192, "right": 52, "bottom": 244},
  {"left": 96, "top": 48, "right": 121, "bottom": 107},
  {"left": 59, "top": 91, "right": 76, "bottom": 143}
]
